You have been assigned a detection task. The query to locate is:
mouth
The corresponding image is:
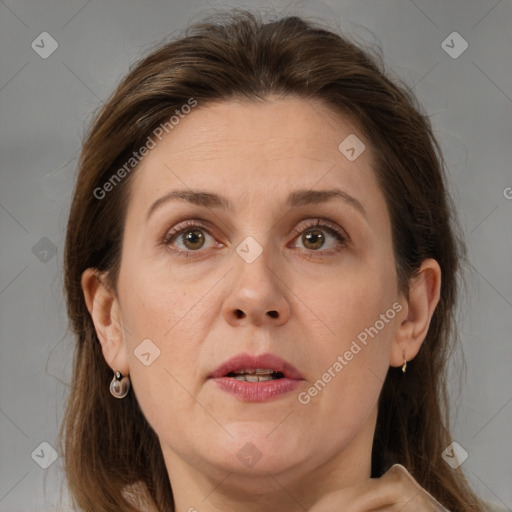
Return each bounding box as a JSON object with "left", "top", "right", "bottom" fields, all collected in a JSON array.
[
  {"left": 208, "top": 353, "right": 304, "bottom": 402},
  {"left": 209, "top": 352, "right": 304, "bottom": 381}
]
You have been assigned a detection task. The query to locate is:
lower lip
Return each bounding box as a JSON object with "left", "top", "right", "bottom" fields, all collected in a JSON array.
[{"left": 210, "top": 377, "right": 302, "bottom": 402}]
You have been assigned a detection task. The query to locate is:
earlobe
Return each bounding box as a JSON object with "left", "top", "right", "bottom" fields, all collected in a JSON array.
[
  {"left": 390, "top": 259, "right": 442, "bottom": 368},
  {"left": 81, "top": 268, "right": 129, "bottom": 375}
]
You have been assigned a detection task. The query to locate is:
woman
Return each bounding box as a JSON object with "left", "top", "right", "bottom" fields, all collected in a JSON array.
[{"left": 59, "top": 9, "right": 502, "bottom": 512}]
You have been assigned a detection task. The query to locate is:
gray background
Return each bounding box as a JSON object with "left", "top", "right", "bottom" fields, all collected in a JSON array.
[{"left": 0, "top": 0, "right": 511, "bottom": 510}]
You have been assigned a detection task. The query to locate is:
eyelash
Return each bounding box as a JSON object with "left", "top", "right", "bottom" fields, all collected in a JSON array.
[{"left": 162, "top": 219, "right": 348, "bottom": 259}]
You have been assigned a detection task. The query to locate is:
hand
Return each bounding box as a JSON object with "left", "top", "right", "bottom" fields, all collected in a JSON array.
[{"left": 309, "top": 464, "right": 450, "bottom": 512}]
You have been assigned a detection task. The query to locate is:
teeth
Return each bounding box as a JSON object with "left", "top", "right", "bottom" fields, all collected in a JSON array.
[
  {"left": 233, "top": 368, "right": 276, "bottom": 375},
  {"left": 226, "top": 368, "right": 285, "bottom": 381},
  {"left": 233, "top": 374, "right": 276, "bottom": 382}
]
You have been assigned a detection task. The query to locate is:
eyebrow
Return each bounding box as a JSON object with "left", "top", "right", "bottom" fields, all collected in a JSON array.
[{"left": 146, "top": 188, "right": 367, "bottom": 221}]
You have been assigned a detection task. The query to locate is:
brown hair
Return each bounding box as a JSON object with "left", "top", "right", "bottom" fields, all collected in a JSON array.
[{"left": 59, "top": 9, "right": 485, "bottom": 512}]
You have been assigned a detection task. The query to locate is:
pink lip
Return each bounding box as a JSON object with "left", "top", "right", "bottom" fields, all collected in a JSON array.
[{"left": 209, "top": 352, "right": 304, "bottom": 403}]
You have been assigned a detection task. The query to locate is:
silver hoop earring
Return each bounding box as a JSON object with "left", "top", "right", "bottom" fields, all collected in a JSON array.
[{"left": 110, "top": 370, "right": 130, "bottom": 399}]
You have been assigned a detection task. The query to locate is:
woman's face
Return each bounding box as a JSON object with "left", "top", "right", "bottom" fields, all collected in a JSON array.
[{"left": 112, "top": 97, "right": 405, "bottom": 488}]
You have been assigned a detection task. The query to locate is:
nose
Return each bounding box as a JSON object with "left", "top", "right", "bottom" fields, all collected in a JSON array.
[{"left": 221, "top": 250, "right": 291, "bottom": 328}]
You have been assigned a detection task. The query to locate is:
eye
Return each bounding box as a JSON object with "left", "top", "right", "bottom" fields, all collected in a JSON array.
[
  {"left": 163, "top": 220, "right": 221, "bottom": 256},
  {"left": 291, "top": 219, "right": 347, "bottom": 253},
  {"left": 162, "top": 218, "right": 348, "bottom": 258}
]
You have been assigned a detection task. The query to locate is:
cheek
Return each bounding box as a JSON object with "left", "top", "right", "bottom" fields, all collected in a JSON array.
[
  {"left": 121, "top": 263, "right": 215, "bottom": 341},
  {"left": 118, "top": 271, "right": 216, "bottom": 421},
  {"left": 300, "top": 258, "right": 396, "bottom": 348},
  {"left": 297, "top": 265, "right": 396, "bottom": 413}
]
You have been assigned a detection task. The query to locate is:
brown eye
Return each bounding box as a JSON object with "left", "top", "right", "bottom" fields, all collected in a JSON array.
[
  {"left": 302, "top": 229, "right": 325, "bottom": 250},
  {"left": 291, "top": 220, "right": 347, "bottom": 254},
  {"left": 181, "top": 229, "right": 205, "bottom": 250},
  {"left": 163, "top": 221, "right": 218, "bottom": 254}
]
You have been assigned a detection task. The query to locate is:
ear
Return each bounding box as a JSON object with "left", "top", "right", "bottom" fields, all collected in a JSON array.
[
  {"left": 81, "top": 268, "right": 129, "bottom": 376},
  {"left": 390, "top": 259, "right": 442, "bottom": 368}
]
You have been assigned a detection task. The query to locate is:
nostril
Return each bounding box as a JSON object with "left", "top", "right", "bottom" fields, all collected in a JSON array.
[
  {"left": 235, "top": 309, "right": 245, "bottom": 319},
  {"left": 267, "top": 310, "right": 278, "bottom": 318}
]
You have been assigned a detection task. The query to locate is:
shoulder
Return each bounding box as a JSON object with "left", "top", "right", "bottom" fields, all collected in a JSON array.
[{"left": 122, "top": 481, "right": 160, "bottom": 512}]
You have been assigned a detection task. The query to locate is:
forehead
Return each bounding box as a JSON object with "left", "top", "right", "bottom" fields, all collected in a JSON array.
[{"left": 127, "top": 96, "right": 384, "bottom": 218}]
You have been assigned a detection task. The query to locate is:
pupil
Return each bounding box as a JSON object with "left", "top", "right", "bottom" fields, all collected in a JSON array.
[
  {"left": 183, "top": 230, "right": 204, "bottom": 249},
  {"left": 303, "top": 229, "right": 324, "bottom": 249}
]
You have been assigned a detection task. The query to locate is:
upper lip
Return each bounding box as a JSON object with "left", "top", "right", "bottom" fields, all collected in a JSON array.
[{"left": 209, "top": 353, "right": 304, "bottom": 380}]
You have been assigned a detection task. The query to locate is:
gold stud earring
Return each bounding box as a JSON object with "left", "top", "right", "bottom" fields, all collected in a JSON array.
[{"left": 402, "top": 354, "right": 407, "bottom": 373}]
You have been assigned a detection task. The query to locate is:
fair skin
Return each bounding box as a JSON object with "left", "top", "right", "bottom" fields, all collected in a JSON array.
[{"left": 82, "top": 97, "right": 443, "bottom": 512}]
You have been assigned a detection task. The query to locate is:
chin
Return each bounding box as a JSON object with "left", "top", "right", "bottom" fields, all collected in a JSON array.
[{"left": 205, "top": 429, "right": 311, "bottom": 477}]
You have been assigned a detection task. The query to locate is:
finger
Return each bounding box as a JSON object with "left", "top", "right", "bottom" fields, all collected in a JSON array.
[
  {"left": 384, "top": 465, "right": 450, "bottom": 512},
  {"left": 309, "top": 464, "right": 450, "bottom": 512},
  {"left": 308, "top": 466, "right": 412, "bottom": 512},
  {"left": 348, "top": 465, "right": 420, "bottom": 512}
]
